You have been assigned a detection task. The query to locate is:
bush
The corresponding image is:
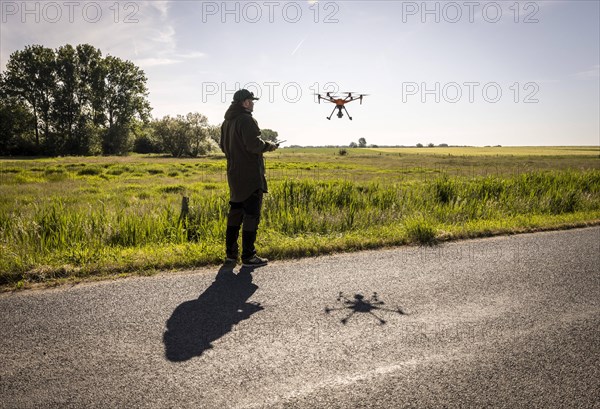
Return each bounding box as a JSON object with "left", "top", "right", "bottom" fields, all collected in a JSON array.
[
  {"left": 77, "top": 167, "right": 103, "bottom": 176},
  {"left": 102, "top": 123, "right": 132, "bottom": 156},
  {"left": 133, "top": 134, "right": 162, "bottom": 154},
  {"left": 152, "top": 112, "right": 215, "bottom": 157}
]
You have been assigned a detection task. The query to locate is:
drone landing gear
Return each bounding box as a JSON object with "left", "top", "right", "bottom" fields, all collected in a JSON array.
[
  {"left": 327, "top": 105, "right": 353, "bottom": 120},
  {"left": 327, "top": 105, "right": 337, "bottom": 120},
  {"left": 342, "top": 105, "right": 352, "bottom": 120}
]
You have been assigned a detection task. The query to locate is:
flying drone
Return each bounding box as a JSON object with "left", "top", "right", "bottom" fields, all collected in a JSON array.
[{"left": 315, "top": 92, "right": 368, "bottom": 120}]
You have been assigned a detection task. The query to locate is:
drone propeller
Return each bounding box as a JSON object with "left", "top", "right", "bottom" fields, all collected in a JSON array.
[{"left": 341, "top": 92, "right": 368, "bottom": 103}]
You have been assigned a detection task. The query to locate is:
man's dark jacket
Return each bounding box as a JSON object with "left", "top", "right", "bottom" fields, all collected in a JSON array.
[{"left": 220, "top": 103, "right": 274, "bottom": 202}]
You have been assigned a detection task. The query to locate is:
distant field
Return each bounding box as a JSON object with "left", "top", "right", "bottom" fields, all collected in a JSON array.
[
  {"left": 368, "top": 146, "right": 600, "bottom": 156},
  {"left": 1, "top": 147, "right": 599, "bottom": 290}
]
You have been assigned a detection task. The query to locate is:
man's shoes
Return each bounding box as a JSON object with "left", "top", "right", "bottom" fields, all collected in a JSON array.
[
  {"left": 224, "top": 257, "right": 237, "bottom": 265},
  {"left": 242, "top": 255, "right": 269, "bottom": 267}
]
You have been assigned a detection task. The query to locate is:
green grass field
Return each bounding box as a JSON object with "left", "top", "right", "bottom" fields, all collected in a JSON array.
[
  {"left": 368, "top": 146, "right": 600, "bottom": 156},
  {"left": 1, "top": 146, "right": 599, "bottom": 290}
]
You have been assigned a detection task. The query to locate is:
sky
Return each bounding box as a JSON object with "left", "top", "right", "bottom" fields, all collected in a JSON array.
[{"left": 1, "top": 0, "right": 599, "bottom": 147}]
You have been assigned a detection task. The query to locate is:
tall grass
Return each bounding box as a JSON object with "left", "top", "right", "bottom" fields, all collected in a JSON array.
[{"left": 1, "top": 165, "right": 599, "bottom": 287}]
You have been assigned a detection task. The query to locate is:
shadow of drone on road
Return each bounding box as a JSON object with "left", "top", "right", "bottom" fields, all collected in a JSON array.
[
  {"left": 163, "top": 265, "right": 263, "bottom": 362},
  {"left": 325, "top": 292, "right": 407, "bottom": 325}
]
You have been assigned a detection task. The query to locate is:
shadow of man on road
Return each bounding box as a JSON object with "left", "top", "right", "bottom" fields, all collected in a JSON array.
[{"left": 163, "top": 265, "right": 263, "bottom": 362}]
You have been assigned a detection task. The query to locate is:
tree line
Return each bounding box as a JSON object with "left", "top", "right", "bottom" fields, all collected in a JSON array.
[
  {"left": 0, "top": 44, "right": 152, "bottom": 156},
  {"left": 0, "top": 43, "right": 245, "bottom": 157}
]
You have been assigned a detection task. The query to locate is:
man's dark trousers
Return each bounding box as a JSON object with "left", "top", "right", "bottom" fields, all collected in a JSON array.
[{"left": 226, "top": 190, "right": 263, "bottom": 260}]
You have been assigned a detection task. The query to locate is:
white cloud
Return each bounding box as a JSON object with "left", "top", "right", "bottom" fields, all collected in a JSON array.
[
  {"left": 150, "top": 0, "right": 171, "bottom": 19},
  {"left": 134, "top": 52, "right": 205, "bottom": 67},
  {"left": 176, "top": 51, "right": 207, "bottom": 60},
  {"left": 133, "top": 58, "right": 181, "bottom": 67}
]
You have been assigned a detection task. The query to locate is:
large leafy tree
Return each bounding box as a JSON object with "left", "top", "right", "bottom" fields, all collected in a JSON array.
[
  {"left": 74, "top": 44, "right": 105, "bottom": 155},
  {"left": 0, "top": 75, "right": 36, "bottom": 155},
  {"left": 2, "top": 45, "right": 56, "bottom": 150},
  {"left": 52, "top": 44, "right": 105, "bottom": 154},
  {"left": 1, "top": 43, "right": 150, "bottom": 156},
  {"left": 101, "top": 56, "right": 151, "bottom": 155},
  {"left": 75, "top": 44, "right": 104, "bottom": 123},
  {"left": 53, "top": 44, "right": 78, "bottom": 152}
]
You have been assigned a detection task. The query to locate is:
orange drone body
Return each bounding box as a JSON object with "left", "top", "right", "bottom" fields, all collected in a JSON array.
[{"left": 314, "top": 92, "right": 369, "bottom": 120}]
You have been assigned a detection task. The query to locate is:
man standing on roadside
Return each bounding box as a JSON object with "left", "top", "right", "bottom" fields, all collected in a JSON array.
[{"left": 220, "top": 89, "right": 278, "bottom": 267}]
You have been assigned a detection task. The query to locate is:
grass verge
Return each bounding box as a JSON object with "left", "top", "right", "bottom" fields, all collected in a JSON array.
[{"left": 1, "top": 164, "right": 599, "bottom": 291}]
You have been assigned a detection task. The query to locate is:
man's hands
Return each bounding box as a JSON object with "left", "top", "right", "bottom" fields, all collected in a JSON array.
[{"left": 264, "top": 141, "right": 278, "bottom": 152}]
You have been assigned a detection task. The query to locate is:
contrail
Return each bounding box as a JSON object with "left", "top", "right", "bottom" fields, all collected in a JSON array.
[{"left": 291, "top": 37, "right": 306, "bottom": 56}]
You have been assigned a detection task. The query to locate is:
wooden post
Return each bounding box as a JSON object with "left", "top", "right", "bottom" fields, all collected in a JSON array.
[{"left": 179, "top": 196, "right": 189, "bottom": 225}]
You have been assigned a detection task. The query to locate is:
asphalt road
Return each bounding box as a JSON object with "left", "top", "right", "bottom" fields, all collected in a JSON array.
[{"left": 1, "top": 227, "right": 599, "bottom": 408}]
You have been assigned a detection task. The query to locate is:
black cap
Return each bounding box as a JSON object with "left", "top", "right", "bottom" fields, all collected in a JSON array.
[{"left": 233, "top": 89, "right": 259, "bottom": 103}]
